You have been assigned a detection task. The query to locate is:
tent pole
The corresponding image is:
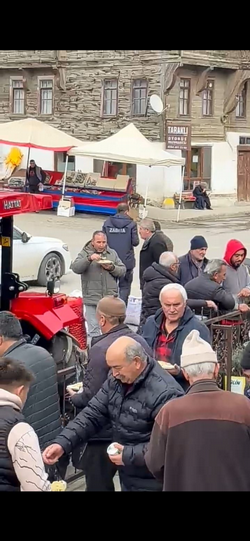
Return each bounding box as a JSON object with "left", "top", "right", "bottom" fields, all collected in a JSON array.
[
  {"left": 176, "top": 165, "right": 185, "bottom": 223},
  {"left": 62, "top": 154, "right": 69, "bottom": 197},
  {"left": 25, "top": 146, "right": 31, "bottom": 193},
  {"left": 142, "top": 165, "right": 150, "bottom": 219}
]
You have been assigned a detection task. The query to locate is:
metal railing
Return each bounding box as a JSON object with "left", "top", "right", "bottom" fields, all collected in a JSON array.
[{"left": 204, "top": 310, "right": 250, "bottom": 390}]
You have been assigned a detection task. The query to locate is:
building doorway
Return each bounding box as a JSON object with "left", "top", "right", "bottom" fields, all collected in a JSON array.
[
  {"left": 237, "top": 146, "right": 250, "bottom": 201},
  {"left": 181, "top": 146, "right": 212, "bottom": 191}
]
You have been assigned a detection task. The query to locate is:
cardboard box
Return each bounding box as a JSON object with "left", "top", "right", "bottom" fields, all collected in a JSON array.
[{"left": 57, "top": 205, "right": 75, "bottom": 217}]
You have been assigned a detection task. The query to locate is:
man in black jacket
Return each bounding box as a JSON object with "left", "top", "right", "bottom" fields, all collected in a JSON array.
[
  {"left": 185, "top": 259, "right": 235, "bottom": 316},
  {"left": 140, "top": 251, "right": 215, "bottom": 328},
  {"left": 68, "top": 295, "right": 152, "bottom": 491},
  {"left": 43, "top": 336, "right": 184, "bottom": 492},
  {"left": 139, "top": 218, "right": 173, "bottom": 290},
  {"left": 102, "top": 203, "right": 139, "bottom": 305},
  {"left": 179, "top": 235, "right": 208, "bottom": 285},
  {"left": 0, "top": 312, "right": 61, "bottom": 450}
]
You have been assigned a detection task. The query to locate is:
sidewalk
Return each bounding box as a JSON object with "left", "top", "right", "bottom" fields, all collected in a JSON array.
[{"left": 146, "top": 204, "right": 250, "bottom": 224}]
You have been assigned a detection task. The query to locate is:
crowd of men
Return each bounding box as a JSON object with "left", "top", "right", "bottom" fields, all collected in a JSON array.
[{"left": 1, "top": 202, "right": 250, "bottom": 492}]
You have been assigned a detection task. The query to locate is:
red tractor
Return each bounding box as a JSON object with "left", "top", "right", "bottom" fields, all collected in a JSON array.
[{"left": 0, "top": 191, "right": 87, "bottom": 408}]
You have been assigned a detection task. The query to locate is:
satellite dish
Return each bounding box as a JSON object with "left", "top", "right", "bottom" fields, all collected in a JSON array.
[{"left": 150, "top": 94, "right": 164, "bottom": 114}]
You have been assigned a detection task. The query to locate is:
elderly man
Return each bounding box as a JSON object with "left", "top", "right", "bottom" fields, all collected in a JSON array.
[
  {"left": 139, "top": 218, "right": 173, "bottom": 290},
  {"left": 179, "top": 235, "right": 208, "bottom": 285},
  {"left": 68, "top": 295, "right": 152, "bottom": 492},
  {"left": 43, "top": 336, "right": 184, "bottom": 492},
  {"left": 71, "top": 231, "right": 126, "bottom": 340},
  {"left": 185, "top": 259, "right": 235, "bottom": 316},
  {"left": 142, "top": 283, "right": 211, "bottom": 390},
  {"left": 140, "top": 252, "right": 215, "bottom": 328},
  {"left": 102, "top": 203, "right": 139, "bottom": 305},
  {"left": 223, "top": 239, "right": 250, "bottom": 313},
  {"left": 146, "top": 330, "right": 250, "bottom": 491}
]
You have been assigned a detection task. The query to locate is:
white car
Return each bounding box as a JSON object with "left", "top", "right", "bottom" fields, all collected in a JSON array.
[{"left": 5, "top": 225, "right": 72, "bottom": 286}]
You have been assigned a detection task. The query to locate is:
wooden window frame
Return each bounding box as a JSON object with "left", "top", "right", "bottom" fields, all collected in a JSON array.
[
  {"left": 38, "top": 76, "right": 54, "bottom": 116},
  {"left": 131, "top": 79, "right": 148, "bottom": 116},
  {"left": 202, "top": 79, "right": 214, "bottom": 117},
  {"left": 179, "top": 78, "right": 191, "bottom": 117},
  {"left": 10, "top": 76, "right": 26, "bottom": 115},
  {"left": 236, "top": 83, "right": 247, "bottom": 119},
  {"left": 54, "top": 151, "right": 75, "bottom": 172},
  {"left": 101, "top": 79, "right": 118, "bottom": 117}
]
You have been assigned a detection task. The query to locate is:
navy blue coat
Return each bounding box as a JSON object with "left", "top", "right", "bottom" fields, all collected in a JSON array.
[
  {"left": 142, "top": 307, "right": 211, "bottom": 390},
  {"left": 178, "top": 252, "right": 208, "bottom": 286},
  {"left": 54, "top": 355, "right": 184, "bottom": 491},
  {"left": 103, "top": 213, "right": 139, "bottom": 270}
]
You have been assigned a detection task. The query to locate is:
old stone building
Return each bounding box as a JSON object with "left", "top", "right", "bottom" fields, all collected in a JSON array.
[{"left": 0, "top": 50, "right": 250, "bottom": 201}]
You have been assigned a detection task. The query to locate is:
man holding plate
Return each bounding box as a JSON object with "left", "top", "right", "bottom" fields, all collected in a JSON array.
[{"left": 71, "top": 231, "right": 126, "bottom": 341}]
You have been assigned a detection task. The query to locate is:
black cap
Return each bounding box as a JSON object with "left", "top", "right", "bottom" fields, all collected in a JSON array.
[
  {"left": 241, "top": 343, "right": 250, "bottom": 370},
  {"left": 190, "top": 236, "right": 208, "bottom": 250}
]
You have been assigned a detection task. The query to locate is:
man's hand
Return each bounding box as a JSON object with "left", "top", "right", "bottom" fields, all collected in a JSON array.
[
  {"left": 166, "top": 364, "right": 182, "bottom": 377},
  {"left": 90, "top": 253, "right": 102, "bottom": 262},
  {"left": 101, "top": 263, "right": 115, "bottom": 271},
  {"left": 42, "top": 444, "right": 64, "bottom": 465},
  {"left": 66, "top": 387, "right": 76, "bottom": 398},
  {"left": 206, "top": 300, "right": 218, "bottom": 311},
  {"left": 237, "top": 288, "right": 250, "bottom": 298},
  {"left": 108, "top": 443, "right": 124, "bottom": 466},
  {"left": 239, "top": 303, "right": 250, "bottom": 313}
]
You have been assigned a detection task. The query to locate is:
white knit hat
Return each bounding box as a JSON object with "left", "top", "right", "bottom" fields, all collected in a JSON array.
[{"left": 180, "top": 330, "right": 217, "bottom": 368}]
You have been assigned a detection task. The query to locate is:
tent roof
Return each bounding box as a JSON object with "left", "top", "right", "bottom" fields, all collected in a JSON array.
[
  {"left": 68, "top": 123, "right": 185, "bottom": 167},
  {"left": 0, "top": 118, "right": 83, "bottom": 151}
]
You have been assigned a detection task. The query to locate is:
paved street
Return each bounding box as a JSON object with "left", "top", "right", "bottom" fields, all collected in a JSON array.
[
  {"left": 14, "top": 207, "right": 250, "bottom": 491},
  {"left": 15, "top": 206, "right": 250, "bottom": 300}
]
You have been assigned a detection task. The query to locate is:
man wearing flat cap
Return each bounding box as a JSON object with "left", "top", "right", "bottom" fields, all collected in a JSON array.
[
  {"left": 146, "top": 329, "right": 250, "bottom": 492},
  {"left": 179, "top": 235, "right": 209, "bottom": 286},
  {"left": 68, "top": 295, "right": 152, "bottom": 492}
]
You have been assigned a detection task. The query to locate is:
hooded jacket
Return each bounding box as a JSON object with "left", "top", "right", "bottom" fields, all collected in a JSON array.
[
  {"left": 142, "top": 307, "right": 211, "bottom": 390},
  {"left": 71, "top": 241, "right": 126, "bottom": 305},
  {"left": 140, "top": 263, "right": 207, "bottom": 327},
  {"left": 223, "top": 239, "right": 250, "bottom": 304},
  {"left": 102, "top": 213, "right": 139, "bottom": 270},
  {"left": 54, "top": 356, "right": 184, "bottom": 491}
]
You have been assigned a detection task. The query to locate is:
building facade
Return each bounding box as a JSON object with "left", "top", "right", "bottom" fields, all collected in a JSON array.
[{"left": 0, "top": 50, "right": 250, "bottom": 201}]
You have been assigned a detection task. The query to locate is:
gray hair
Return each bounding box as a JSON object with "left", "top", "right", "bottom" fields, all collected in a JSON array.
[
  {"left": 159, "top": 283, "right": 187, "bottom": 302},
  {"left": 159, "top": 251, "right": 177, "bottom": 267},
  {"left": 183, "top": 361, "right": 217, "bottom": 378},
  {"left": 139, "top": 218, "right": 155, "bottom": 232},
  {"left": 204, "top": 259, "right": 226, "bottom": 277},
  {"left": 124, "top": 342, "right": 147, "bottom": 363}
]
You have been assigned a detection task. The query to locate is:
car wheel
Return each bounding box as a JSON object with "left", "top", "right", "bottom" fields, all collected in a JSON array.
[{"left": 37, "top": 252, "right": 64, "bottom": 286}]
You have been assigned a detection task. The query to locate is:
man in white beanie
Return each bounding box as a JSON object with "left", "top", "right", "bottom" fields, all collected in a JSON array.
[{"left": 145, "top": 329, "right": 250, "bottom": 491}]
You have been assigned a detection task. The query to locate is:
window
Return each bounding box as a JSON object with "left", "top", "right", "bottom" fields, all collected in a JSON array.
[
  {"left": 102, "top": 79, "right": 118, "bottom": 116},
  {"left": 11, "top": 79, "right": 25, "bottom": 114},
  {"left": 39, "top": 78, "right": 53, "bottom": 115},
  {"left": 236, "top": 84, "right": 247, "bottom": 118},
  {"left": 239, "top": 136, "right": 250, "bottom": 144},
  {"left": 132, "top": 79, "right": 147, "bottom": 115},
  {"left": 179, "top": 78, "right": 190, "bottom": 116},
  {"left": 182, "top": 146, "right": 212, "bottom": 190},
  {"left": 202, "top": 79, "right": 214, "bottom": 116},
  {"left": 55, "top": 151, "right": 75, "bottom": 172}
]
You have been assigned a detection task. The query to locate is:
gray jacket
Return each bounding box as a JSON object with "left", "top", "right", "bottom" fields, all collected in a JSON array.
[
  {"left": 4, "top": 338, "right": 61, "bottom": 450},
  {"left": 71, "top": 241, "right": 126, "bottom": 305}
]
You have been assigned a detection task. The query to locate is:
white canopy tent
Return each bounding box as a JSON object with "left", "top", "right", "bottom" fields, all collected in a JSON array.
[{"left": 68, "top": 123, "right": 185, "bottom": 220}]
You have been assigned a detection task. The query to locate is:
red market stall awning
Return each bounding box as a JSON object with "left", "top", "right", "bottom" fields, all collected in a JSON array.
[{"left": 0, "top": 191, "right": 53, "bottom": 217}]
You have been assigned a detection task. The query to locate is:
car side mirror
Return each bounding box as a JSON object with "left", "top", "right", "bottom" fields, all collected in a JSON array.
[{"left": 21, "top": 232, "right": 30, "bottom": 243}]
